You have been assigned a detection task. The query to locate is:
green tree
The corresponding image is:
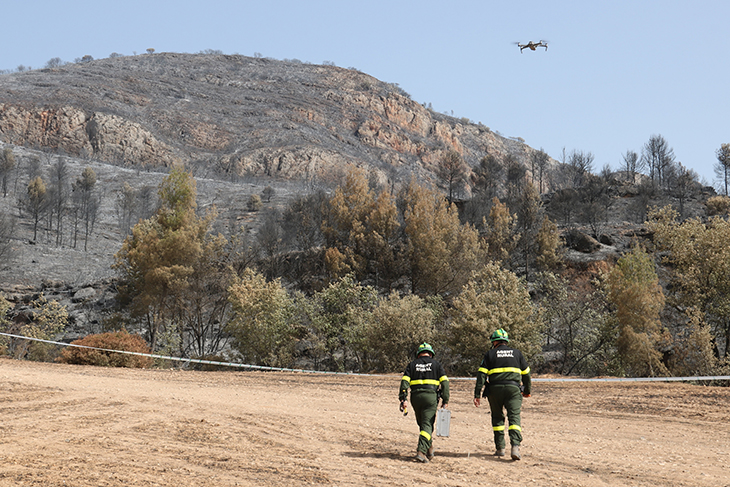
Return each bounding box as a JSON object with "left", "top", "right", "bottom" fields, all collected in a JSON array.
[
  {"left": 648, "top": 206, "right": 730, "bottom": 360},
  {"left": 447, "top": 262, "right": 542, "bottom": 375},
  {"left": 364, "top": 292, "right": 442, "bottom": 373},
  {"left": 114, "top": 167, "right": 230, "bottom": 356},
  {"left": 157, "top": 167, "right": 197, "bottom": 230},
  {"left": 306, "top": 274, "right": 377, "bottom": 371},
  {"left": 604, "top": 245, "right": 668, "bottom": 376},
  {"left": 226, "top": 268, "right": 297, "bottom": 367}
]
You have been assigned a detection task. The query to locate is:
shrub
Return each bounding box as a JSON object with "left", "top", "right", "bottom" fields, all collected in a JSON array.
[
  {"left": 364, "top": 292, "right": 441, "bottom": 373},
  {"left": 226, "top": 268, "right": 297, "bottom": 367},
  {"left": 247, "top": 194, "right": 263, "bottom": 212},
  {"left": 447, "top": 263, "right": 543, "bottom": 375},
  {"left": 58, "top": 331, "right": 153, "bottom": 368},
  {"left": 705, "top": 195, "right": 730, "bottom": 216}
]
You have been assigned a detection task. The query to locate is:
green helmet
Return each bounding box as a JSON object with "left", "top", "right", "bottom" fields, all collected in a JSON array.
[
  {"left": 490, "top": 328, "right": 510, "bottom": 343},
  {"left": 417, "top": 342, "right": 435, "bottom": 356}
]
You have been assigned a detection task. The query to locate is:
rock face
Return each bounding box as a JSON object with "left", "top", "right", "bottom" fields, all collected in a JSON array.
[{"left": 0, "top": 53, "right": 552, "bottom": 186}]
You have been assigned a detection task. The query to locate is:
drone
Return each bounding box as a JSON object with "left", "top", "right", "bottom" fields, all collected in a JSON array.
[{"left": 516, "top": 40, "right": 548, "bottom": 53}]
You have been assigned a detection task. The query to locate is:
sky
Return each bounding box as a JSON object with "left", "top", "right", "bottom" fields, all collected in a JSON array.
[{"left": 2, "top": 0, "right": 728, "bottom": 186}]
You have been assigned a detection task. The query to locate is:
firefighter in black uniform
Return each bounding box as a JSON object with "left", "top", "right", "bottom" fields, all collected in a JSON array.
[
  {"left": 473, "top": 328, "right": 531, "bottom": 460},
  {"left": 399, "top": 343, "right": 450, "bottom": 463}
]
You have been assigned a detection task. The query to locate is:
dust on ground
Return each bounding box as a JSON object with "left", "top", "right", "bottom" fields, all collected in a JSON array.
[{"left": 1, "top": 358, "right": 729, "bottom": 487}]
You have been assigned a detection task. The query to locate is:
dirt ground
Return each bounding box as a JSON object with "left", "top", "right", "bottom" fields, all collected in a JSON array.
[{"left": 1, "top": 358, "right": 729, "bottom": 487}]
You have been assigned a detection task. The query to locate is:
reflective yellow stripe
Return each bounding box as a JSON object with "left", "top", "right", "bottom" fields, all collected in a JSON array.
[
  {"left": 438, "top": 375, "right": 449, "bottom": 383},
  {"left": 420, "top": 430, "right": 431, "bottom": 441},
  {"left": 488, "top": 367, "right": 522, "bottom": 374},
  {"left": 493, "top": 425, "right": 505, "bottom": 431},
  {"left": 521, "top": 367, "right": 530, "bottom": 375},
  {"left": 478, "top": 367, "right": 489, "bottom": 374},
  {"left": 508, "top": 425, "right": 522, "bottom": 431},
  {"left": 402, "top": 375, "right": 410, "bottom": 382},
  {"left": 410, "top": 379, "right": 440, "bottom": 386}
]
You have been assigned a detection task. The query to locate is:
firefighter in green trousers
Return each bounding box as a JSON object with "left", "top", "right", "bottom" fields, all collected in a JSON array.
[
  {"left": 473, "top": 328, "right": 531, "bottom": 460},
  {"left": 399, "top": 343, "right": 450, "bottom": 463}
]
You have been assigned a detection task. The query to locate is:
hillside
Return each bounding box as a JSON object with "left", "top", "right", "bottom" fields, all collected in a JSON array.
[
  {"left": 0, "top": 52, "right": 556, "bottom": 330},
  {"left": 0, "top": 52, "right": 547, "bottom": 186},
  {"left": 3, "top": 358, "right": 729, "bottom": 486},
  {"left": 0, "top": 52, "right": 719, "bottom": 359}
]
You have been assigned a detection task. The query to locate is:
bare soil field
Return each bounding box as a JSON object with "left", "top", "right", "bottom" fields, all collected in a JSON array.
[{"left": 1, "top": 358, "right": 729, "bottom": 487}]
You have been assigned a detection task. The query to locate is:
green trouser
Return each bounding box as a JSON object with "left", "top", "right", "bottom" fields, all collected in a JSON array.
[
  {"left": 487, "top": 385, "right": 523, "bottom": 449},
  {"left": 410, "top": 389, "right": 438, "bottom": 454}
]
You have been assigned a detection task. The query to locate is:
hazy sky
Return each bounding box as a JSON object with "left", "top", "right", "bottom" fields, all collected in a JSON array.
[{"left": 2, "top": 0, "right": 727, "bottom": 186}]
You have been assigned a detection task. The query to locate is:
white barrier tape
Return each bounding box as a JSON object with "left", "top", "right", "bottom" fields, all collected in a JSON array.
[
  {"left": 0, "top": 332, "right": 375, "bottom": 376},
  {"left": 2, "top": 332, "right": 729, "bottom": 382}
]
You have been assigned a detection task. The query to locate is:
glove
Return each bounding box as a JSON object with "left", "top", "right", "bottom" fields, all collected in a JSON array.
[{"left": 522, "top": 393, "right": 531, "bottom": 398}]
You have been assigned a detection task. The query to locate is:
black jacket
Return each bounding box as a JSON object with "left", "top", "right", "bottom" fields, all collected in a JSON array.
[
  {"left": 474, "top": 344, "right": 531, "bottom": 397},
  {"left": 399, "top": 355, "right": 450, "bottom": 403}
]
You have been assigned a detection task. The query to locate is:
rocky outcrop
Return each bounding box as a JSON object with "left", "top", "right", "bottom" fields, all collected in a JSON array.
[
  {"left": 0, "top": 53, "right": 555, "bottom": 185},
  {"left": 85, "top": 112, "right": 179, "bottom": 167},
  {"left": 564, "top": 229, "right": 602, "bottom": 253},
  {"left": 0, "top": 104, "right": 180, "bottom": 167},
  {"left": 1, "top": 278, "right": 119, "bottom": 339},
  {"left": 0, "top": 104, "right": 89, "bottom": 152}
]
